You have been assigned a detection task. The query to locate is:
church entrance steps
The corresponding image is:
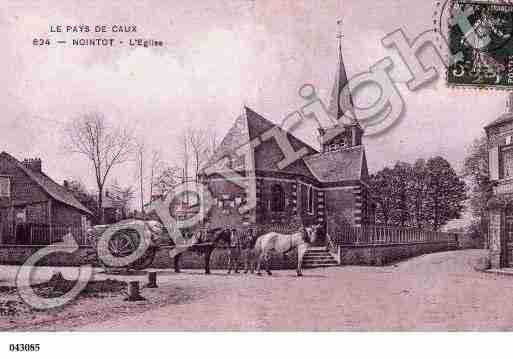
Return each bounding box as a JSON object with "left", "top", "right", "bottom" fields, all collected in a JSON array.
[{"left": 303, "top": 247, "right": 338, "bottom": 268}]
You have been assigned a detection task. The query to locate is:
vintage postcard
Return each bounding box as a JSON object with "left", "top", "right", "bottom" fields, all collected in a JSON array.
[{"left": 0, "top": 0, "right": 512, "bottom": 356}]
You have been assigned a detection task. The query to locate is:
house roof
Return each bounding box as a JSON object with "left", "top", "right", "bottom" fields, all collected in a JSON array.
[
  {"left": 486, "top": 93, "right": 513, "bottom": 130},
  {"left": 485, "top": 112, "right": 513, "bottom": 130},
  {"left": 0, "top": 152, "right": 93, "bottom": 216},
  {"left": 303, "top": 145, "right": 365, "bottom": 182}
]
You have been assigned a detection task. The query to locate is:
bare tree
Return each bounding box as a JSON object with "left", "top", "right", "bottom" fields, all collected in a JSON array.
[
  {"left": 153, "top": 164, "right": 181, "bottom": 196},
  {"left": 134, "top": 139, "right": 145, "bottom": 214},
  {"left": 63, "top": 112, "right": 134, "bottom": 223},
  {"left": 149, "top": 150, "right": 162, "bottom": 200},
  {"left": 183, "top": 126, "right": 219, "bottom": 181},
  {"left": 109, "top": 180, "right": 135, "bottom": 219}
]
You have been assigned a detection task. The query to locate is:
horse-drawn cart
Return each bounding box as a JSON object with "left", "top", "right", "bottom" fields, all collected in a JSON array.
[{"left": 86, "top": 220, "right": 230, "bottom": 273}]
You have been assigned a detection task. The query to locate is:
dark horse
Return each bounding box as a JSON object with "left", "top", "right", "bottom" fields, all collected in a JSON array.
[{"left": 173, "top": 228, "right": 231, "bottom": 275}]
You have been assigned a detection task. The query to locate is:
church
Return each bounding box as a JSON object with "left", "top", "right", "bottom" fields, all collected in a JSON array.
[{"left": 200, "top": 41, "right": 375, "bottom": 245}]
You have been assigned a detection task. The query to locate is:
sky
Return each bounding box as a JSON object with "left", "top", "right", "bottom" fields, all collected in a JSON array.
[{"left": 0, "top": 0, "right": 508, "bottom": 226}]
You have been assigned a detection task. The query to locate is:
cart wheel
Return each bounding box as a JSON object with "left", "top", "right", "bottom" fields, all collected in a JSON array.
[{"left": 100, "top": 227, "right": 155, "bottom": 269}]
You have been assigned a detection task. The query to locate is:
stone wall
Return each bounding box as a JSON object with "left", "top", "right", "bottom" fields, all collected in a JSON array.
[
  {"left": 338, "top": 241, "right": 459, "bottom": 266},
  {"left": 0, "top": 240, "right": 456, "bottom": 269},
  {"left": 0, "top": 245, "right": 298, "bottom": 270},
  {"left": 0, "top": 245, "right": 91, "bottom": 266}
]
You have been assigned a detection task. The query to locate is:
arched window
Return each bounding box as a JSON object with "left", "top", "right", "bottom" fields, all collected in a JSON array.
[
  {"left": 271, "top": 184, "right": 285, "bottom": 212},
  {"left": 307, "top": 186, "right": 314, "bottom": 214}
]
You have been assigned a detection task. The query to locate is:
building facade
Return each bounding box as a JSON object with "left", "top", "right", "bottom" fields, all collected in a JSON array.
[
  {"left": 0, "top": 152, "right": 93, "bottom": 245},
  {"left": 200, "top": 42, "right": 374, "bottom": 245},
  {"left": 486, "top": 93, "right": 513, "bottom": 268}
]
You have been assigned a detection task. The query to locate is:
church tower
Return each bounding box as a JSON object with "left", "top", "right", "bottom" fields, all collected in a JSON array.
[{"left": 318, "top": 27, "right": 363, "bottom": 153}]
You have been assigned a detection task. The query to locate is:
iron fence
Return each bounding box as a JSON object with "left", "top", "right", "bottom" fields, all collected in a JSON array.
[
  {"left": 331, "top": 224, "right": 458, "bottom": 246},
  {"left": 0, "top": 222, "right": 87, "bottom": 246}
]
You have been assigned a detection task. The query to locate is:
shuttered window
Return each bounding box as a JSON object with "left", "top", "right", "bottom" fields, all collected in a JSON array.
[
  {"left": 0, "top": 177, "right": 11, "bottom": 198},
  {"left": 490, "top": 146, "right": 499, "bottom": 180},
  {"left": 500, "top": 146, "right": 513, "bottom": 179}
]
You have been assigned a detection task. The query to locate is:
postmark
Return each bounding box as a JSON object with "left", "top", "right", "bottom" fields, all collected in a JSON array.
[{"left": 446, "top": 1, "right": 513, "bottom": 88}]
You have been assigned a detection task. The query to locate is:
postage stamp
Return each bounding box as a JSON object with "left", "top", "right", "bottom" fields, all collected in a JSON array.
[{"left": 447, "top": 0, "right": 513, "bottom": 88}]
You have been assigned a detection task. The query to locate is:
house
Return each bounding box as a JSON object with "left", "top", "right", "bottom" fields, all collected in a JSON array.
[
  {"left": 200, "top": 41, "right": 375, "bottom": 245},
  {"left": 0, "top": 152, "right": 93, "bottom": 245},
  {"left": 486, "top": 93, "right": 513, "bottom": 269},
  {"left": 486, "top": 93, "right": 513, "bottom": 268}
]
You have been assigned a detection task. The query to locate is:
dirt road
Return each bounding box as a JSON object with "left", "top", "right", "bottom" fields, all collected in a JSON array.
[
  {"left": 1, "top": 249, "right": 511, "bottom": 330},
  {"left": 67, "top": 249, "right": 513, "bottom": 331}
]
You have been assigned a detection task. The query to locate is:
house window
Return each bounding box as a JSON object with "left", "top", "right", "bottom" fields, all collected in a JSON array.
[
  {"left": 271, "top": 184, "right": 285, "bottom": 212},
  {"left": 307, "top": 186, "right": 314, "bottom": 214},
  {"left": 501, "top": 146, "right": 513, "bottom": 179},
  {"left": 0, "top": 177, "right": 11, "bottom": 199}
]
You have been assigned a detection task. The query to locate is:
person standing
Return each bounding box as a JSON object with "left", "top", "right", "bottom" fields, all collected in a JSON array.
[
  {"left": 243, "top": 228, "right": 258, "bottom": 274},
  {"left": 227, "top": 228, "right": 241, "bottom": 274}
]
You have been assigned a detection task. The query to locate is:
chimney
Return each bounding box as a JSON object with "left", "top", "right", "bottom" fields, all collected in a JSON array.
[
  {"left": 22, "top": 158, "right": 42, "bottom": 173},
  {"left": 63, "top": 180, "right": 69, "bottom": 189}
]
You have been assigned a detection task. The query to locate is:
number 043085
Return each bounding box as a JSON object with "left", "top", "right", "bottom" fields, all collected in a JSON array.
[{"left": 9, "top": 344, "right": 40, "bottom": 352}]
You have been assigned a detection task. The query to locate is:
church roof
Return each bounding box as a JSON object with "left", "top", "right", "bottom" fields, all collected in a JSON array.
[
  {"left": 202, "top": 106, "right": 318, "bottom": 172},
  {"left": 327, "top": 38, "right": 357, "bottom": 125},
  {"left": 303, "top": 145, "right": 366, "bottom": 182}
]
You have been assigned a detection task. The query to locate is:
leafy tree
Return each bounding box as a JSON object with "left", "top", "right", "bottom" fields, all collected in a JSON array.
[
  {"left": 65, "top": 179, "right": 99, "bottom": 222},
  {"left": 462, "top": 135, "right": 492, "bottom": 248},
  {"left": 410, "top": 159, "right": 429, "bottom": 228},
  {"left": 389, "top": 162, "right": 412, "bottom": 227},
  {"left": 424, "top": 156, "right": 467, "bottom": 230},
  {"left": 370, "top": 156, "right": 467, "bottom": 230},
  {"left": 370, "top": 167, "right": 395, "bottom": 225}
]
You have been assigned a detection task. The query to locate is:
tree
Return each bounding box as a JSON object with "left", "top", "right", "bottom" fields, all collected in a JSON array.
[
  {"left": 63, "top": 112, "right": 134, "bottom": 223},
  {"left": 65, "top": 179, "right": 99, "bottom": 222},
  {"left": 410, "top": 159, "right": 429, "bottom": 228},
  {"left": 370, "top": 167, "right": 395, "bottom": 225},
  {"left": 370, "top": 156, "right": 467, "bottom": 230},
  {"left": 389, "top": 162, "right": 413, "bottom": 227},
  {"left": 109, "top": 181, "right": 135, "bottom": 219},
  {"left": 184, "top": 127, "right": 218, "bottom": 181},
  {"left": 463, "top": 135, "right": 492, "bottom": 247},
  {"left": 153, "top": 164, "right": 182, "bottom": 196},
  {"left": 135, "top": 140, "right": 145, "bottom": 214},
  {"left": 149, "top": 150, "right": 162, "bottom": 201},
  {"left": 424, "top": 156, "right": 467, "bottom": 230}
]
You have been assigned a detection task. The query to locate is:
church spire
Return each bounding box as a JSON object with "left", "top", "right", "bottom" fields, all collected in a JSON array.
[{"left": 327, "top": 20, "right": 356, "bottom": 123}]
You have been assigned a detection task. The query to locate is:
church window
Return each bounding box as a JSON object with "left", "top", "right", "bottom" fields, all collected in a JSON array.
[
  {"left": 307, "top": 186, "right": 314, "bottom": 214},
  {"left": 271, "top": 184, "right": 285, "bottom": 212},
  {"left": 501, "top": 146, "right": 513, "bottom": 179}
]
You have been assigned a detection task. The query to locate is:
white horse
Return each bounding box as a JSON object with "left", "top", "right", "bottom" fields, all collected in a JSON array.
[{"left": 254, "top": 224, "right": 320, "bottom": 277}]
